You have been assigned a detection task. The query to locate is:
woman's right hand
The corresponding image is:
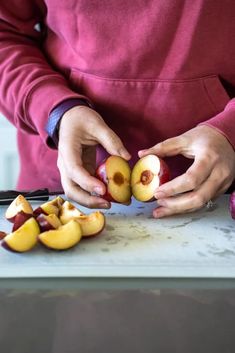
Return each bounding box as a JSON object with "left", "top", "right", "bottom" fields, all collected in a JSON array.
[{"left": 57, "top": 105, "right": 131, "bottom": 208}]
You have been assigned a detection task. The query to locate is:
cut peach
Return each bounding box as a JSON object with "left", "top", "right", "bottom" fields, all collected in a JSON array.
[
  {"left": 12, "top": 211, "right": 33, "bottom": 232},
  {"left": 75, "top": 211, "right": 105, "bottom": 238},
  {"left": 59, "top": 201, "right": 84, "bottom": 225},
  {"left": 59, "top": 201, "right": 105, "bottom": 237},
  {"left": 38, "top": 220, "right": 82, "bottom": 250},
  {"left": 52, "top": 196, "right": 65, "bottom": 208},
  {"left": 33, "top": 196, "right": 64, "bottom": 217},
  {"left": 2, "top": 217, "right": 40, "bottom": 252},
  {"left": 36, "top": 213, "right": 62, "bottom": 232},
  {"left": 0, "top": 231, "right": 7, "bottom": 240},
  {"left": 5, "top": 195, "right": 33, "bottom": 223},
  {"left": 96, "top": 156, "right": 131, "bottom": 204},
  {"left": 131, "top": 154, "right": 170, "bottom": 202}
]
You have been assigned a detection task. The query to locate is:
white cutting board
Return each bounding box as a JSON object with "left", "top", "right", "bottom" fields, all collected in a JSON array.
[{"left": 0, "top": 195, "right": 234, "bottom": 279}]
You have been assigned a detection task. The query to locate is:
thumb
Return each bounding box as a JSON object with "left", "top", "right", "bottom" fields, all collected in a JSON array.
[
  {"left": 138, "top": 136, "right": 185, "bottom": 158},
  {"left": 96, "top": 124, "right": 131, "bottom": 160}
]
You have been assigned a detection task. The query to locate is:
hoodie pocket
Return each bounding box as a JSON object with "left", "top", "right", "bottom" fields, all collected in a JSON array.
[
  {"left": 201, "top": 75, "right": 230, "bottom": 114},
  {"left": 69, "top": 70, "right": 230, "bottom": 155}
]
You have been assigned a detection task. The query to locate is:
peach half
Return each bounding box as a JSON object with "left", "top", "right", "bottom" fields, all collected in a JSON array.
[
  {"left": 131, "top": 154, "right": 170, "bottom": 202},
  {"left": 96, "top": 156, "right": 131, "bottom": 204}
]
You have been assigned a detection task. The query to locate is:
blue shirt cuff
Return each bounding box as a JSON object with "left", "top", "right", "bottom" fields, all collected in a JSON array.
[{"left": 46, "top": 98, "right": 90, "bottom": 148}]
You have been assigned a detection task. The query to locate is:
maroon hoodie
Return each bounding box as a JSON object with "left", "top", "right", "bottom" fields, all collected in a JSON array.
[{"left": 0, "top": 1, "right": 234, "bottom": 190}]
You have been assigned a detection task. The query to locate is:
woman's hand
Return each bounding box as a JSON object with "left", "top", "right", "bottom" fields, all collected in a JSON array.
[
  {"left": 139, "top": 125, "right": 235, "bottom": 218},
  {"left": 57, "top": 106, "right": 131, "bottom": 208}
]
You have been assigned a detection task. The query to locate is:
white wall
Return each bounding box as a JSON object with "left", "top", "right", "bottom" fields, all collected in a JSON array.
[{"left": 0, "top": 114, "right": 20, "bottom": 189}]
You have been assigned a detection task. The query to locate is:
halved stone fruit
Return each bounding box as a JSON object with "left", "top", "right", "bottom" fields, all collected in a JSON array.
[
  {"left": 96, "top": 156, "right": 131, "bottom": 204},
  {"left": 131, "top": 154, "right": 170, "bottom": 202}
]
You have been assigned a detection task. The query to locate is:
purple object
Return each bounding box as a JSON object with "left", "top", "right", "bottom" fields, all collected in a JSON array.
[
  {"left": 229, "top": 191, "right": 235, "bottom": 219},
  {"left": 46, "top": 98, "right": 90, "bottom": 148}
]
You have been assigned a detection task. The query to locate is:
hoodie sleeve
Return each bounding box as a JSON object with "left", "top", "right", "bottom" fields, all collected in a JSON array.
[
  {"left": 0, "top": 0, "right": 87, "bottom": 143},
  {"left": 200, "top": 99, "right": 235, "bottom": 150}
]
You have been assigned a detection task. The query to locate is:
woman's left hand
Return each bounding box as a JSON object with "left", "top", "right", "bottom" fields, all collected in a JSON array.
[{"left": 138, "top": 125, "right": 235, "bottom": 218}]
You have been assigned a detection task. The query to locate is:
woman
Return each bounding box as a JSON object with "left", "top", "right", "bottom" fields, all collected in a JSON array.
[{"left": 0, "top": 0, "right": 234, "bottom": 217}]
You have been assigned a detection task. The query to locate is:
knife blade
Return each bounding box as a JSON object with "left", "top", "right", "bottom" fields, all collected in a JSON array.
[{"left": 0, "top": 189, "right": 64, "bottom": 205}]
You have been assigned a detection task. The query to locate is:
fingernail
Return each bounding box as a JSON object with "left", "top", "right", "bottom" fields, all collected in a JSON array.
[
  {"left": 138, "top": 149, "right": 149, "bottom": 157},
  {"left": 153, "top": 209, "right": 165, "bottom": 218},
  {"left": 99, "top": 203, "right": 110, "bottom": 209},
  {"left": 154, "top": 191, "right": 166, "bottom": 199},
  {"left": 94, "top": 186, "right": 104, "bottom": 195},
  {"left": 157, "top": 199, "right": 167, "bottom": 207},
  {"left": 119, "top": 148, "right": 131, "bottom": 160}
]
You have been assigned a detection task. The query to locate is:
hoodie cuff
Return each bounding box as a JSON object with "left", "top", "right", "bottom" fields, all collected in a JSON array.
[
  {"left": 199, "top": 100, "right": 235, "bottom": 150},
  {"left": 24, "top": 76, "right": 92, "bottom": 143}
]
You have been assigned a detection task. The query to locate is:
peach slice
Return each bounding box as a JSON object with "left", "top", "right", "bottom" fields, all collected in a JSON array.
[
  {"left": 12, "top": 211, "right": 33, "bottom": 232},
  {"left": 131, "top": 154, "right": 170, "bottom": 202},
  {"left": 5, "top": 195, "right": 33, "bottom": 223},
  {"left": 60, "top": 210, "right": 105, "bottom": 238},
  {"left": 59, "top": 201, "right": 105, "bottom": 237},
  {"left": 2, "top": 217, "right": 40, "bottom": 252},
  {"left": 52, "top": 196, "right": 65, "bottom": 208},
  {"left": 96, "top": 156, "right": 131, "bottom": 204},
  {"left": 33, "top": 196, "right": 64, "bottom": 217},
  {"left": 59, "top": 201, "right": 84, "bottom": 225},
  {"left": 0, "top": 231, "right": 7, "bottom": 240},
  {"left": 36, "top": 213, "right": 62, "bottom": 232},
  {"left": 38, "top": 220, "right": 82, "bottom": 250},
  {"left": 76, "top": 211, "right": 105, "bottom": 238}
]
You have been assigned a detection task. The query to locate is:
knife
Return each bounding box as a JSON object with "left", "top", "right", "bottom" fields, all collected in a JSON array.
[{"left": 0, "top": 189, "right": 64, "bottom": 205}]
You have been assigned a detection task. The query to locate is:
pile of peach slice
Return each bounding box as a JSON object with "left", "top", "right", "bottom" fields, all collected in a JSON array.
[{"left": 1, "top": 195, "right": 105, "bottom": 253}]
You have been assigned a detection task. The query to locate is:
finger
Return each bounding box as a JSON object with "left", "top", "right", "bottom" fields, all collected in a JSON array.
[
  {"left": 213, "top": 178, "right": 234, "bottom": 197},
  {"left": 153, "top": 169, "right": 223, "bottom": 218},
  {"left": 96, "top": 124, "right": 131, "bottom": 160},
  {"left": 82, "top": 146, "right": 96, "bottom": 176},
  {"left": 154, "top": 156, "right": 214, "bottom": 199},
  {"left": 59, "top": 159, "right": 111, "bottom": 209},
  {"left": 64, "top": 181, "right": 111, "bottom": 209},
  {"left": 59, "top": 145, "right": 106, "bottom": 195},
  {"left": 138, "top": 135, "right": 187, "bottom": 158}
]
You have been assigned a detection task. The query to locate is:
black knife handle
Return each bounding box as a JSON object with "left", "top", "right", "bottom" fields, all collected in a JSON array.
[{"left": 0, "top": 189, "right": 50, "bottom": 205}]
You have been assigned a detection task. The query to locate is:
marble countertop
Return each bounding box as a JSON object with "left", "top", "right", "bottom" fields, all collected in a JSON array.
[{"left": 0, "top": 195, "right": 234, "bottom": 287}]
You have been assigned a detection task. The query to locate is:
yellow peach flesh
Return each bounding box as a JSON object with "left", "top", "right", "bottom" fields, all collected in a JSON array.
[
  {"left": 39, "top": 220, "right": 82, "bottom": 250},
  {"left": 131, "top": 155, "right": 160, "bottom": 202},
  {"left": 106, "top": 156, "right": 131, "bottom": 203},
  {"left": 4, "top": 217, "right": 40, "bottom": 252}
]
